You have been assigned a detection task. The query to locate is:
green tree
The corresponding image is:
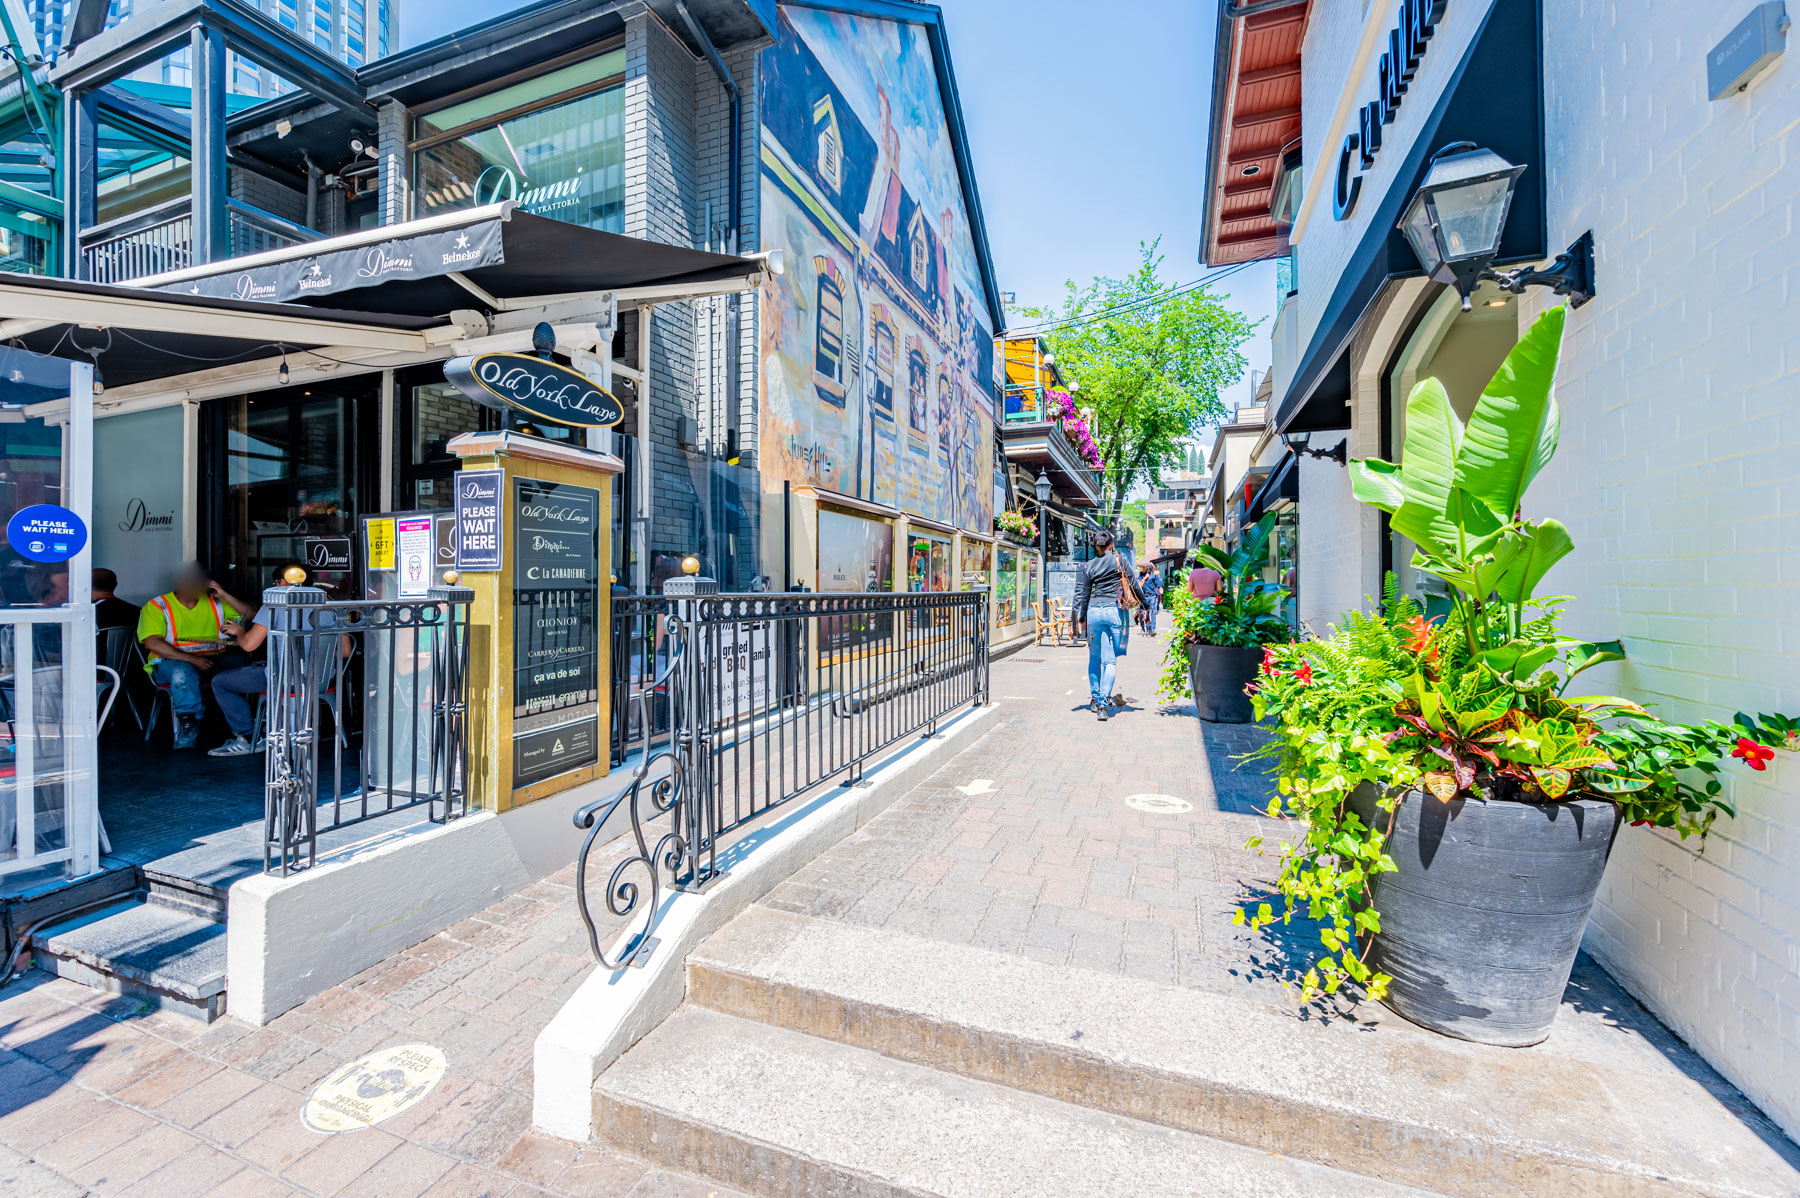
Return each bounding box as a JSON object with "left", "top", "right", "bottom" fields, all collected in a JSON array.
[{"left": 1018, "top": 240, "right": 1255, "bottom": 520}]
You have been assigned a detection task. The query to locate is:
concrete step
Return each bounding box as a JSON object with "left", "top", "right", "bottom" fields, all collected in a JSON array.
[
  {"left": 686, "top": 906, "right": 1800, "bottom": 1198},
  {"left": 596, "top": 1006, "right": 1443, "bottom": 1198},
  {"left": 33, "top": 900, "right": 227, "bottom": 1022},
  {"left": 141, "top": 867, "right": 227, "bottom": 923}
]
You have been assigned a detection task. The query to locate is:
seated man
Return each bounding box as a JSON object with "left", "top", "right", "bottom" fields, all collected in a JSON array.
[
  {"left": 92, "top": 568, "right": 139, "bottom": 632},
  {"left": 137, "top": 564, "right": 244, "bottom": 749}
]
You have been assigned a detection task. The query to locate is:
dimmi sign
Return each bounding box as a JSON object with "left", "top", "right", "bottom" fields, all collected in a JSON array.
[
  {"left": 1334, "top": 0, "right": 1449, "bottom": 221},
  {"left": 443, "top": 353, "right": 624, "bottom": 428}
]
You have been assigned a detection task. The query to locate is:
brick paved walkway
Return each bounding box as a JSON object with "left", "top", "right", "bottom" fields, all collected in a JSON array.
[
  {"left": 765, "top": 616, "right": 1320, "bottom": 1004},
  {"left": 0, "top": 859, "right": 745, "bottom": 1198},
  {"left": 0, "top": 613, "right": 1304, "bottom": 1196}
]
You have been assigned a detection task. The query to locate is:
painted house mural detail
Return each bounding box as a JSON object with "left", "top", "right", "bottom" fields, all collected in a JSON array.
[{"left": 760, "top": 4, "right": 997, "bottom": 532}]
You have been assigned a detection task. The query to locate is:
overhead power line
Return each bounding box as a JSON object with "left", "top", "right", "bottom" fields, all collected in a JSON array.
[{"left": 1004, "top": 261, "right": 1259, "bottom": 336}]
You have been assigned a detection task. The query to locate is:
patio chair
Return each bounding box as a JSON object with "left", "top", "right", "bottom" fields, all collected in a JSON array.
[
  {"left": 97, "top": 626, "right": 147, "bottom": 734},
  {"left": 249, "top": 646, "right": 350, "bottom": 749},
  {"left": 140, "top": 638, "right": 214, "bottom": 745}
]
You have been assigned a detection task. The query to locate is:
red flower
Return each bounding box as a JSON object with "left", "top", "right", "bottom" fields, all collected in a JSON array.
[
  {"left": 1262, "top": 647, "right": 1278, "bottom": 671},
  {"left": 1401, "top": 614, "right": 1439, "bottom": 660},
  {"left": 1731, "top": 738, "right": 1776, "bottom": 771},
  {"left": 1212, "top": 594, "right": 1225, "bottom": 605},
  {"left": 1630, "top": 819, "right": 1653, "bottom": 827},
  {"left": 1294, "top": 660, "right": 1313, "bottom": 686}
]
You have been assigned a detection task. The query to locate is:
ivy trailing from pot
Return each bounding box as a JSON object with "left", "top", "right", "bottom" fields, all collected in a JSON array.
[
  {"left": 1157, "top": 512, "right": 1294, "bottom": 722},
  {"left": 1243, "top": 307, "right": 1791, "bottom": 1042}
]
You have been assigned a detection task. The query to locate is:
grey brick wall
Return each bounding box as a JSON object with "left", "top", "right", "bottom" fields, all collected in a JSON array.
[
  {"left": 624, "top": 6, "right": 768, "bottom": 583},
  {"left": 377, "top": 99, "right": 410, "bottom": 226}
]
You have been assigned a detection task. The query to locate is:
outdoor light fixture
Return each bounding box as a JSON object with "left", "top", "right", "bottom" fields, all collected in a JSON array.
[
  {"left": 1281, "top": 428, "right": 1347, "bottom": 466},
  {"left": 1034, "top": 469, "right": 1053, "bottom": 504},
  {"left": 1399, "top": 142, "right": 1596, "bottom": 312}
]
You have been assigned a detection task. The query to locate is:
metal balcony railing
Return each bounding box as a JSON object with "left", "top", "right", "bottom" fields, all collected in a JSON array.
[{"left": 78, "top": 198, "right": 323, "bottom": 285}]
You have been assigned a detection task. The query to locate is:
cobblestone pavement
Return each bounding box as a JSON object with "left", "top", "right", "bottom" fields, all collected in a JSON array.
[
  {"left": 0, "top": 613, "right": 1306, "bottom": 1195},
  {"left": 765, "top": 616, "right": 1324, "bottom": 1004},
  {"left": 0, "top": 856, "right": 747, "bottom": 1198}
]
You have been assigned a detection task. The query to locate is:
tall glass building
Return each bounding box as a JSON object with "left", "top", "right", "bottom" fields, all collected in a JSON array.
[{"left": 25, "top": 0, "right": 393, "bottom": 92}]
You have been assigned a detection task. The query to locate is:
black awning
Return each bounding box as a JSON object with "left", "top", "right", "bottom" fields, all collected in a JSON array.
[
  {"left": 1277, "top": 0, "right": 1544, "bottom": 433},
  {"left": 143, "top": 205, "right": 761, "bottom": 318},
  {"left": 0, "top": 272, "right": 442, "bottom": 391},
  {"left": 1247, "top": 451, "right": 1299, "bottom": 524}
]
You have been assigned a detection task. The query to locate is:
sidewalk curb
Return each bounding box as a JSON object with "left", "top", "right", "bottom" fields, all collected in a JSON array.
[{"left": 530, "top": 701, "right": 1001, "bottom": 1142}]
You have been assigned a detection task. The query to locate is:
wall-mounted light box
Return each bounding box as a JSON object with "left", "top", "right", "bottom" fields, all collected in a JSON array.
[{"left": 1708, "top": 2, "right": 1790, "bottom": 100}]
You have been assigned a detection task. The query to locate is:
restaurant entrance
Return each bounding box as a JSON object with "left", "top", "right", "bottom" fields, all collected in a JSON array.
[{"left": 199, "top": 378, "right": 381, "bottom": 603}]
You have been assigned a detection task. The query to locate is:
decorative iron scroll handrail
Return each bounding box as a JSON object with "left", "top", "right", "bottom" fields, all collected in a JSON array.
[
  {"left": 574, "top": 613, "right": 699, "bottom": 969},
  {"left": 580, "top": 588, "right": 990, "bottom": 966}
]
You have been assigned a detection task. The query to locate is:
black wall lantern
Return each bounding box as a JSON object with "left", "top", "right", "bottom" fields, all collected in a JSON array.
[
  {"left": 1281, "top": 429, "right": 1347, "bottom": 466},
  {"left": 1399, "top": 142, "right": 1595, "bottom": 312}
]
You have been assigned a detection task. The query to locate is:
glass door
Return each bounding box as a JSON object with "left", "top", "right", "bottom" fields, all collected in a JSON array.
[{"left": 205, "top": 378, "right": 379, "bottom": 603}]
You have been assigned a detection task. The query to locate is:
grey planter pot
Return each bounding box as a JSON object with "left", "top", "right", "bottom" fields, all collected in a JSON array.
[
  {"left": 1185, "top": 643, "right": 1261, "bottom": 724},
  {"left": 1350, "top": 785, "right": 1620, "bottom": 1046}
]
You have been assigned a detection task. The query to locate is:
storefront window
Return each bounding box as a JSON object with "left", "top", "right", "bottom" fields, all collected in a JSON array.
[
  {"left": 996, "top": 545, "right": 1019, "bottom": 627},
  {"left": 817, "top": 508, "right": 893, "bottom": 659},
  {"left": 413, "top": 47, "right": 627, "bottom": 233},
  {"left": 209, "top": 380, "right": 376, "bottom": 601},
  {"left": 399, "top": 377, "right": 500, "bottom": 510},
  {"left": 1021, "top": 549, "right": 1040, "bottom": 618},
  {"left": 958, "top": 538, "right": 990, "bottom": 590},
  {"left": 907, "top": 532, "right": 950, "bottom": 593}
]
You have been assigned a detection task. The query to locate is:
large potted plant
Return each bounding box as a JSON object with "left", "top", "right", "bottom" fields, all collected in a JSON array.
[
  {"left": 1245, "top": 307, "right": 1790, "bottom": 1045},
  {"left": 1158, "top": 513, "right": 1292, "bottom": 723}
]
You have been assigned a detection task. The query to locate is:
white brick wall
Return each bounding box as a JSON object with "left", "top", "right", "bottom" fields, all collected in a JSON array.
[
  {"left": 1531, "top": 0, "right": 1800, "bottom": 1140},
  {"left": 1289, "top": 0, "right": 1800, "bottom": 1137}
]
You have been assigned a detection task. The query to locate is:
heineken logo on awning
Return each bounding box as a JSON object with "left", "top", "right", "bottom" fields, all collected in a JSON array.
[{"left": 444, "top": 352, "right": 623, "bottom": 428}]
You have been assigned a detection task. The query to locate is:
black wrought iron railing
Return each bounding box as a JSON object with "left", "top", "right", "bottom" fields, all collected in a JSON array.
[
  {"left": 577, "top": 589, "right": 989, "bottom": 967},
  {"left": 262, "top": 584, "right": 473, "bottom": 876}
]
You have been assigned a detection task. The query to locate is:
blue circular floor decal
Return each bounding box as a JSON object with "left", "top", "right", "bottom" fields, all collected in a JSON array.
[{"left": 7, "top": 504, "right": 88, "bottom": 563}]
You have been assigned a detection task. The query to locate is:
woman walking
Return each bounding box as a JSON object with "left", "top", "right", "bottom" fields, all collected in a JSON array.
[{"left": 1073, "top": 529, "right": 1144, "bottom": 721}]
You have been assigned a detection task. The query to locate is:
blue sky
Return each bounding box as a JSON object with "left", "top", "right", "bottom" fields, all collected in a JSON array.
[{"left": 399, "top": 0, "right": 1275, "bottom": 419}]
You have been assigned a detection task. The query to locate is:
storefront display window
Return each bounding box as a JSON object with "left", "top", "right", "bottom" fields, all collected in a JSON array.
[
  {"left": 996, "top": 545, "right": 1018, "bottom": 627},
  {"left": 818, "top": 508, "right": 893, "bottom": 658},
  {"left": 907, "top": 532, "right": 951, "bottom": 593},
  {"left": 413, "top": 46, "right": 626, "bottom": 232},
  {"left": 207, "top": 379, "right": 377, "bottom": 601},
  {"left": 1021, "top": 549, "right": 1040, "bottom": 619},
  {"left": 958, "top": 538, "right": 990, "bottom": 590}
]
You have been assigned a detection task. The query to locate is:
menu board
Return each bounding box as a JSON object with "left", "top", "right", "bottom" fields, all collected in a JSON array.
[{"left": 512, "top": 477, "right": 600, "bottom": 788}]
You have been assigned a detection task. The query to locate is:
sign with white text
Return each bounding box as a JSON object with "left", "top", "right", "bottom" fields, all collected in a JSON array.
[
  {"left": 452, "top": 469, "right": 503, "bottom": 571},
  {"left": 443, "top": 353, "right": 623, "bottom": 429},
  {"left": 512, "top": 478, "right": 600, "bottom": 787}
]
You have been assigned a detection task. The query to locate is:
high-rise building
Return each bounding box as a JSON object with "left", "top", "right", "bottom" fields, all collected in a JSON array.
[{"left": 23, "top": 0, "right": 392, "bottom": 93}]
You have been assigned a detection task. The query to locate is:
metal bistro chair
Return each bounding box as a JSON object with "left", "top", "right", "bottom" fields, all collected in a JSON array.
[
  {"left": 138, "top": 638, "right": 217, "bottom": 745},
  {"left": 250, "top": 643, "right": 351, "bottom": 749},
  {"left": 98, "top": 625, "right": 148, "bottom": 734}
]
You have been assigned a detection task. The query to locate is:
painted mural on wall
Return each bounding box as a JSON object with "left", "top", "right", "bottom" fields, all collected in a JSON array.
[{"left": 759, "top": 4, "right": 997, "bottom": 532}]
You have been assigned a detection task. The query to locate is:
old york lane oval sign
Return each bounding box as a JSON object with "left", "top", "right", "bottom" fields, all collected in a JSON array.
[{"left": 444, "top": 352, "right": 623, "bottom": 428}]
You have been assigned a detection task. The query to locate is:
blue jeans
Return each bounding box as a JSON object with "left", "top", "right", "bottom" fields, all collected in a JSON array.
[
  {"left": 212, "top": 664, "right": 267, "bottom": 736},
  {"left": 1086, "top": 605, "right": 1124, "bottom": 704},
  {"left": 150, "top": 658, "right": 206, "bottom": 718}
]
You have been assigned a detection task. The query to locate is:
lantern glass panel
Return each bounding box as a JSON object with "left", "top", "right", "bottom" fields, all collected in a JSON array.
[
  {"left": 1431, "top": 175, "right": 1513, "bottom": 262},
  {"left": 1400, "top": 194, "right": 1441, "bottom": 273}
]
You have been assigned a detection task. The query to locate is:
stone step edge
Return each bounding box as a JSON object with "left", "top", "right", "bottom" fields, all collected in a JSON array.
[
  {"left": 36, "top": 905, "right": 228, "bottom": 1001},
  {"left": 594, "top": 1007, "right": 1443, "bottom": 1198},
  {"left": 685, "top": 942, "right": 1762, "bottom": 1198}
]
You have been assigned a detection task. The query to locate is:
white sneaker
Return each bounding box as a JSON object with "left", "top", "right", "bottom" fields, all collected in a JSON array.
[{"left": 208, "top": 736, "right": 256, "bottom": 757}]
